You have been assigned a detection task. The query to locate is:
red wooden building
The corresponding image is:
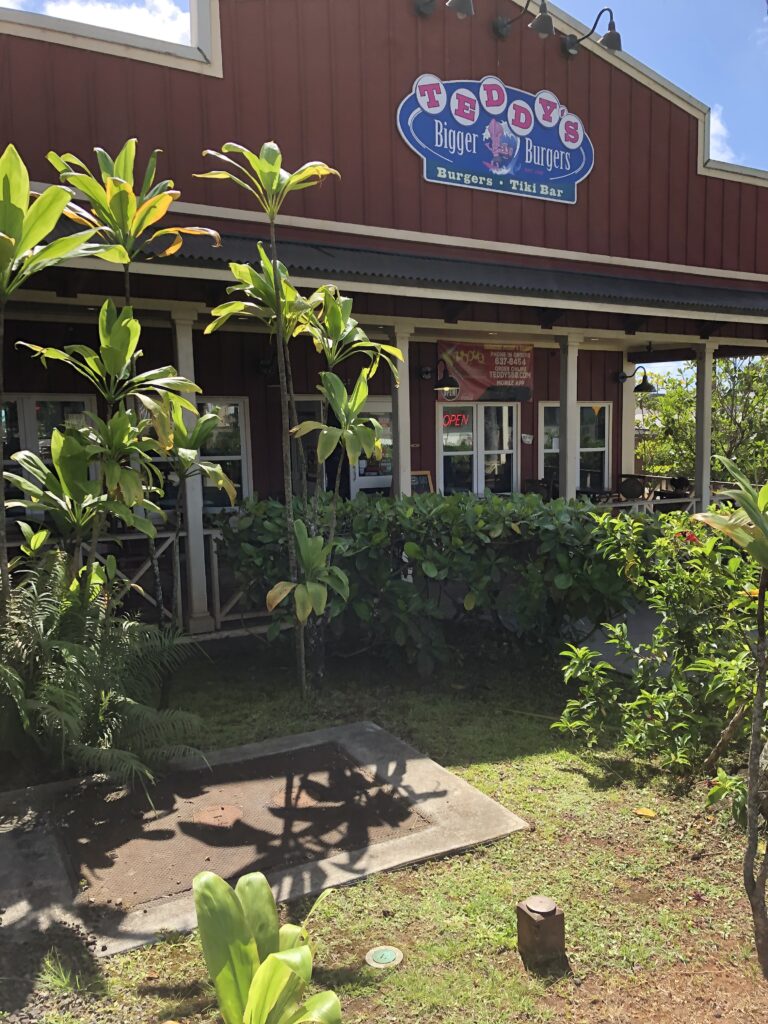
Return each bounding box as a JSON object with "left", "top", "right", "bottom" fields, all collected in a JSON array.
[{"left": 2, "top": 0, "right": 767, "bottom": 632}]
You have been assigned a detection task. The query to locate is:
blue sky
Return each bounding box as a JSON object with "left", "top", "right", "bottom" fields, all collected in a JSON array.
[
  {"left": 561, "top": 0, "right": 768, "bottom": 171},
  {"left": 0, "top": 0, "right": 192, "bottom": 44}
]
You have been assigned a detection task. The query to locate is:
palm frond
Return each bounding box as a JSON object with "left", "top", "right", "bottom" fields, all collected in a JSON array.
[{"left": 1, "top": 552, "right": 201, "bottom": 787}]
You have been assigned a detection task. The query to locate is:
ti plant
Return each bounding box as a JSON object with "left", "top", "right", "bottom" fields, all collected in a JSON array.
[
  {"left": 695, "top": 456, "right": 768, "bottom": 980},
  {"left": 47, "top": 138, "right": 220, "bottom": 302},
  {"left": 0, "top": 143, "right": 107, "bottom": 613},
  {"left": 18, "top": 299, "right": 199, "bottom": 418},
  {"left": 14, "top": 299, "right": 199, "bottom": 593},
  {"left": 293, "top": 369, "right": 382, "bottom": 545},
  {"left": 198, "top": 141, "right": 340, "bottom": 694},
  {"left": 193, "top": 870, "right": 340, "bottom": 1024},
  {"left": 302, "top": 285, "right": 401, "bottom": 379},
  {"left": 267, "top": 520, "right": 349, "bottom": 626},
  {"left": 149, "top": 397, "right": 237, "bottom": 620}
]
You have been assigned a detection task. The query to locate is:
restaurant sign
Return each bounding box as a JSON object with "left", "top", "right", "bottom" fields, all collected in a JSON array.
[
  {"left": 438, "top": 343, "right": 534, "bottom": 403},
  {"left": 397, "top": 75, "right": 594, "bottom": 205}
]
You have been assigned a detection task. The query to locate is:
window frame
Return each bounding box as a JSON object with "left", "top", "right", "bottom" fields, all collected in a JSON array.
[
  {"left": 3, "top": 392, "right": 98, "bottom": 463},
  {"left": 194, "top": 395, "right": 252, "bottom": 511},
  {"left": 537, "top": 401, "right": 613, "bottom": 492},
  {"left": 436, "top": 401, "right": 521, "bottom": 496},
  {"left": 351, "top": 395, "right": 393, "bottom": 497},
  {"left": 0, "top": 0, "right": 222, "bottom": 77}
]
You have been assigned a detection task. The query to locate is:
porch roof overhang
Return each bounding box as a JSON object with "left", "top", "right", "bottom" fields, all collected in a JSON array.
[{"left": 175, "top": 234, "right": 768, "bottom": 324}]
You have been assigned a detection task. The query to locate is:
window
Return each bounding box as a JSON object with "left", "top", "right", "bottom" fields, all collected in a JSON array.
[
  {"left": 0, "top": 1, "right": 222, "bottom": 76},
  {"left": 150, "top": 397, "right": 251, "bottom": 512},
  {"left": 3, "top": 395, "right": 96, "bottom": 466},
  {"left": 539, "top": 403, "right": 611, "bottom": 493},
  {"left": 2, "top": 394, "right": 97, "bottom": 510},
  {"left": 196, "top": 398, "right": 251, "bottom": 510},
  {"left": 293, "top": 398, "right": 324, "bottom": 494},
  {"left": 438, "top": 403, "right": 519, "bottom": 495},
  {"left": 351, "top": 397, "right": 393, "bottom": 497}
]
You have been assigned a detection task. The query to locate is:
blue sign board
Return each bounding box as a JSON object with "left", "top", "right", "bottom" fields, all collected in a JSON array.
[{"left": 397, "top": 75, "right": 595, "bottom": 205}]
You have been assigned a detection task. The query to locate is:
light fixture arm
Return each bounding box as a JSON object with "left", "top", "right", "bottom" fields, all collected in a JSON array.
[
  {"left": 618, "top": 363, "right": 646, "bottom": 384},
  {"left": 494, "top": 0, "right": 552, "bottom": 39},
  {"left": 575, "top": 5, "right": 614, "bottom": 45},
  {"left": 504, "top": 0, "right": 535, "bottom": 24}
]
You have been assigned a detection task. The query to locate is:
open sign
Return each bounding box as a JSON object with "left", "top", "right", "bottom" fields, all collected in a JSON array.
[{"left": 443, "top": 412, "right": 470, "bottom": 428}]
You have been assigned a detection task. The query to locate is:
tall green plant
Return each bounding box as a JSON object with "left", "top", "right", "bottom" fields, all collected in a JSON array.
[
  {"left": 48, "top": 139, "right": 221, "bottom": 615},
  {"left": 149, "top": 397, "right": 236, "bottom": 620},
  {"left": 47, "top": 138, "right": 220, "bottom": 303},
  {"left": 0, "top": 144, "right": 106, "bottom": 613},
  {"left": 193, "top": 870, "right": 339, "bottom": 1024},
  {"left": 695, "top": 458, "right": 768, "bottom": 979},
  {"left": 198, "top": 142, "right": 339, "bottom": 692},
  {"left": 16, "top": 299, "right": 200, "bottom": 594}
]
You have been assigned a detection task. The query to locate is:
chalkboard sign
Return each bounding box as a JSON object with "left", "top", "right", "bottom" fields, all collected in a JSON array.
[{"left": 411, "top": 471, "right": 434, "bottom": 495}]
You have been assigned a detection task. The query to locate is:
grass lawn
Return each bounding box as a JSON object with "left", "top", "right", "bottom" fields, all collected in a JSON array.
[{"left": 7, "top": 638, "right": 768, "bottom": 1024}]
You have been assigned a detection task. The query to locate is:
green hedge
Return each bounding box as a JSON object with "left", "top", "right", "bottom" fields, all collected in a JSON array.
[{"left": 217, "top": 493, "right": 635, "bottom": 675}]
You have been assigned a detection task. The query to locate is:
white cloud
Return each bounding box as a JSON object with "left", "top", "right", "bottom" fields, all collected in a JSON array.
[
  {"left": 709, "top": 104, "right": 736, "bottom": 163},
  {"left": 37, "top": 0, "right": 191, "bottom": 44}
]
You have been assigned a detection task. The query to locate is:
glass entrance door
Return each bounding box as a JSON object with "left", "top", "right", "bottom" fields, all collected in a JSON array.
[{"left": 438, "top": 402, "right": 519, "bottom": 495}]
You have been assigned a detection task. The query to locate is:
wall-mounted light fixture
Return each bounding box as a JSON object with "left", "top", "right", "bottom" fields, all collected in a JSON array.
[
  {"left": 561, "top": 6, "right": 622, "bottom": 56},
  {"left": 617, "top": 365, "right": 656, "bottom": 394},
  {"left": 421, "top": 359, "right": 461, "bottom": 399},
  {"left": 446, "top": 0, "right": 476, "bottom": 19},
  {"left": 413, "top": 0, "right": 437, "bottom": 16},
  {"left": 493, "top": 0, "right": 554, "bottom": 41}
]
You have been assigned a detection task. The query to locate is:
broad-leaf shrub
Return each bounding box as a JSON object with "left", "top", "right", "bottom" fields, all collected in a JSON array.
[
  {"left": 217, "top": 493, "right": 633, "bottom": 675},
  {"left": 193, "top": 870, "right": 339, "bottom": 1024},
  {"left": 554, "top": 512, "right": 758, "bottom": 772}
]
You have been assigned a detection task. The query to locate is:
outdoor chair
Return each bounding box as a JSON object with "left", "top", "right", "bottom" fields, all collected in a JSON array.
[{"left": 523, "top": 478, "right": 553, "bottom": 500}]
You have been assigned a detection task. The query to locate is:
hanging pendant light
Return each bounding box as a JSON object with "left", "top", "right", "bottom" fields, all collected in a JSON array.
[
  {"left": 528, "top": 1, "right": 555, "bottom": 39},
  {"left": 432, "top": 358, "right": 461, "bottom": 400},
  {"left": 633, "top": 370, "right": 656, "bottom": 394},
  {"left": 618, "top": 364, "right": 656, "bottom": 394},
  {"left": 562, "top": 6, "right": 622, "bottom": 58},
  {"left": 446, "top": 0, "right": 475, "bottom": 19},
  {"left": 598, "top": 15, "right": 622, "bottom": 52}
]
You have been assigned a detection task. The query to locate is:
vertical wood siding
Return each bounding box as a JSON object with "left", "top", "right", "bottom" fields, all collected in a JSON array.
[{"left": 0, "top": 1, "right": 765, "bottom": 274}]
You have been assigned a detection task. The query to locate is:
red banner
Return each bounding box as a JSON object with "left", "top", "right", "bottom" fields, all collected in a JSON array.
[{"left": 437, "top": 343, "right": 534, "bottom": 402}]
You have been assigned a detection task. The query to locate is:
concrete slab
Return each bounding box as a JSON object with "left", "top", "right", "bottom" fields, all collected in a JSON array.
[{"left": 0, "top": 722, "right": 528, "bottom": 957}]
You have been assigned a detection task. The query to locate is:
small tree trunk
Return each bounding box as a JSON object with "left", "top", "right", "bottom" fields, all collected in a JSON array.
[
  {"left": 284, "top": 353, "right": 308, "bottom": 514},
  {"left": 171, "top": 488, "right": 184, "bottom": 627},
  {"left": 0, "top": 303, "right": 10, "bottom": 617},
  {"left": 81, "top": 509, "right": 106, "bottom": 610},
  {"left": 268, "top": 220, "right": 306, "bottom": 695},
  {"left": 703, "top": 700, "right": 750, "bottom": 775},
  {"left": 148, "top": 535, "right": 165, "bottom": 625},
  {"left": 745, "top": 567, "right": 768, "bottom": 980}
]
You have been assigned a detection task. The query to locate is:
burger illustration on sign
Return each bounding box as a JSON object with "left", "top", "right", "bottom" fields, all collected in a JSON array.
[{"left": 397, "top": 74, "right": 595, "bottom": 204}]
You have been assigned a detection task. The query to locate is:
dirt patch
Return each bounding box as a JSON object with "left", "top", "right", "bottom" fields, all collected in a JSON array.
[
  {"left": 546, "top": 959, "right": 768, "bottom": 1023},
  {"left": 55, "top": 742, "right": 427, "bottom": 911}
]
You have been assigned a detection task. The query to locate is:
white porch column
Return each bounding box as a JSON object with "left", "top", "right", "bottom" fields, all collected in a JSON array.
[
  {"left": 695, "top": 341, "right": 717, "bottom": 510},
  {"left": 172, "top": 310, "right": 214, "bottom": 634},
  {"left": 621, "top": 356, "right": 637, "bottom": 476},
  {"left": 391, "top": 324, "right": 413, "bottom": 498},
  {"left": 558, "top": 336, "right": 580, "bottom": 500}
]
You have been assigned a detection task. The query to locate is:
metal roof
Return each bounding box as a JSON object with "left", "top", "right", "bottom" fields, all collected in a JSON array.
[{"left": 175, "top": 234, "right": 768, "bottom": 319}]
